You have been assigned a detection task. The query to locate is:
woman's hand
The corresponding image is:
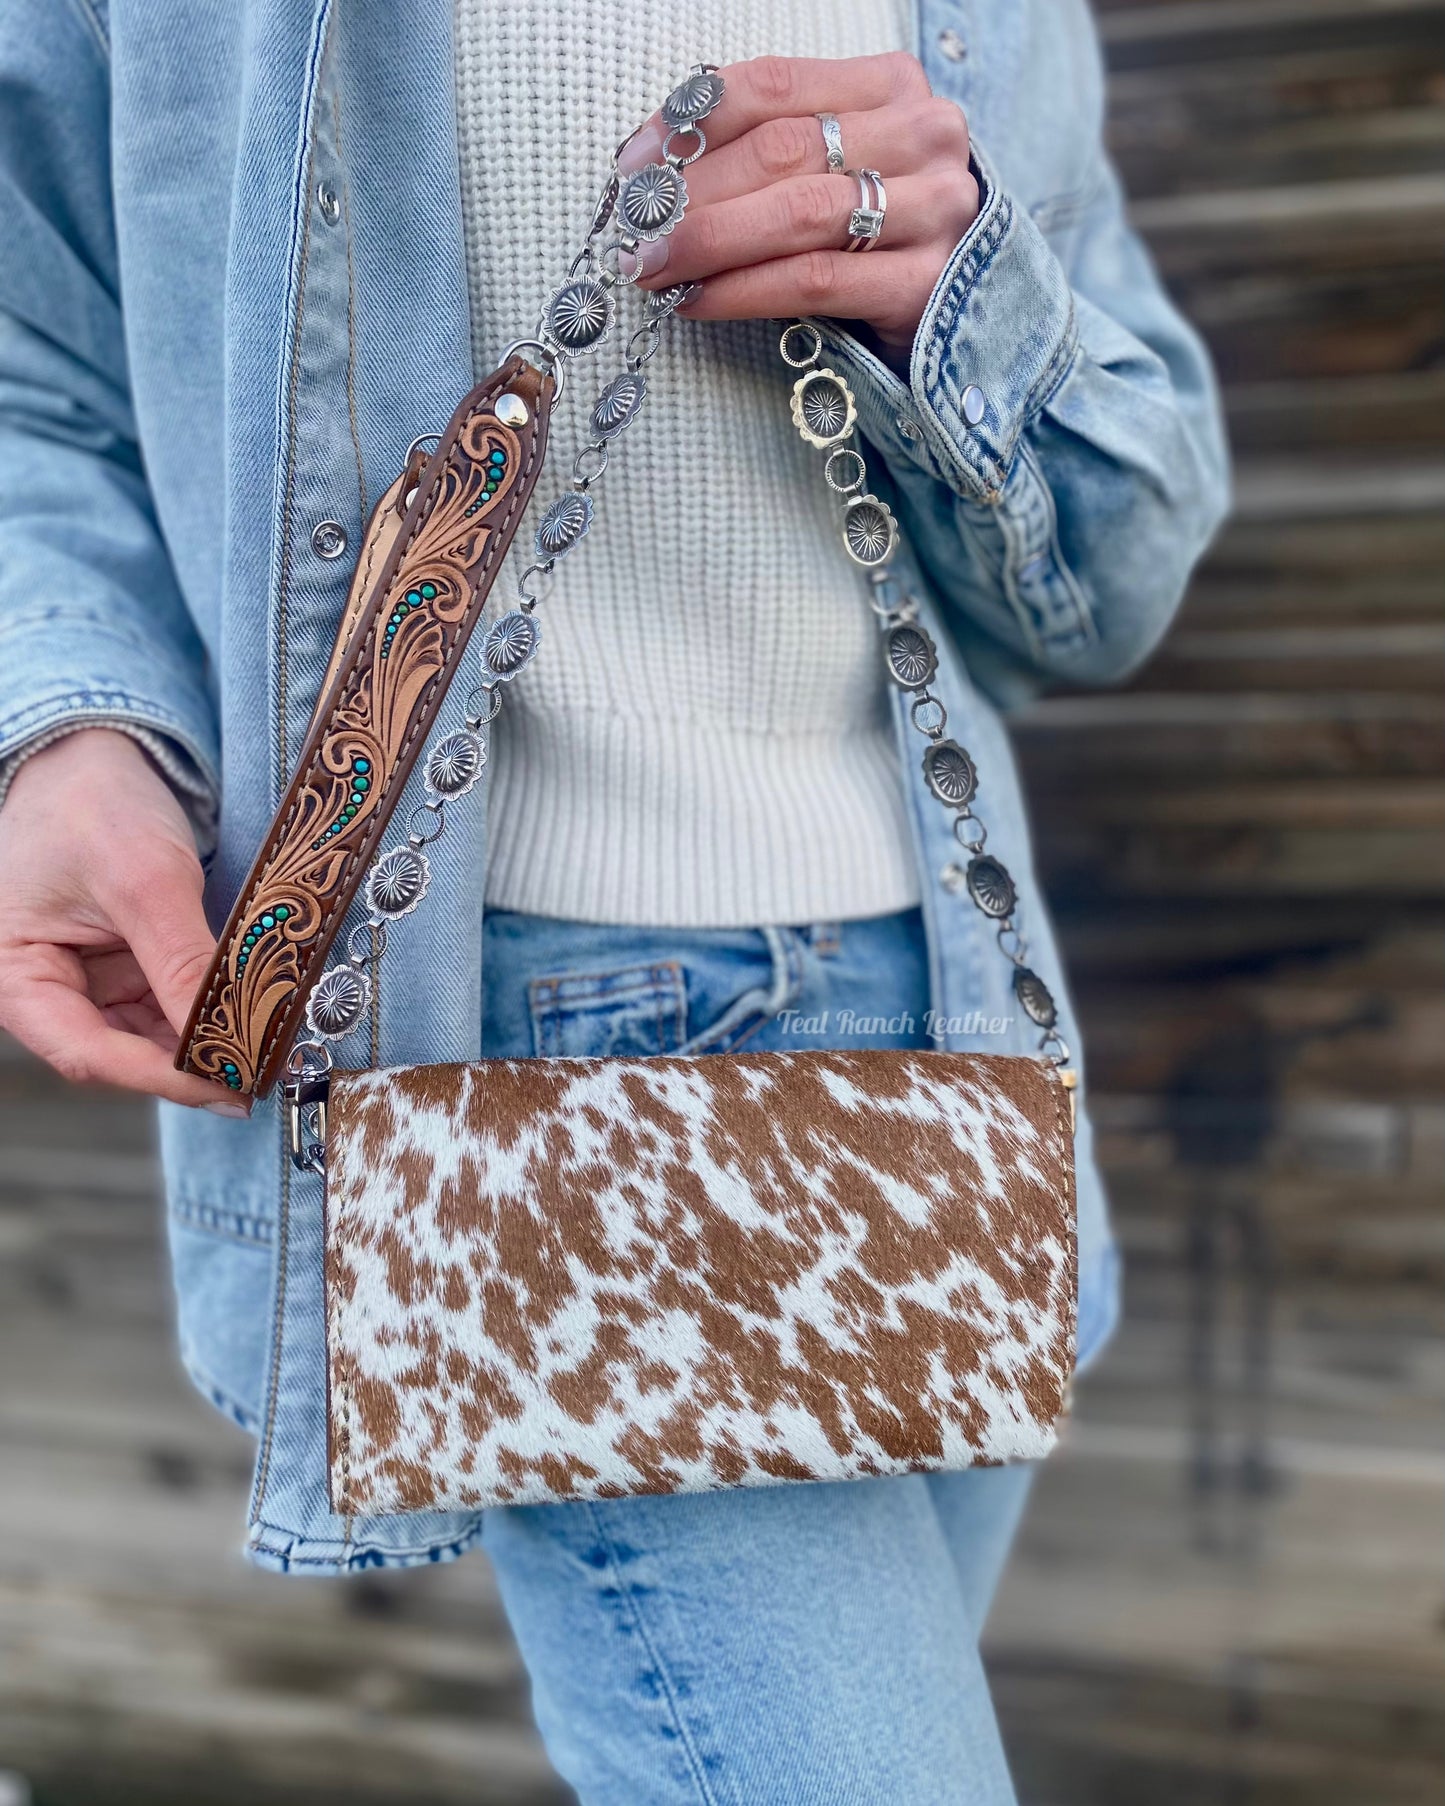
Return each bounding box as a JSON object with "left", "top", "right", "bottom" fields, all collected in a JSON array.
[
  {"left": 622, "top": 54, "right": 980, "bottom": 370},
  {"left": 0, "top": 729, "right": 244, "bottom": 1112}
]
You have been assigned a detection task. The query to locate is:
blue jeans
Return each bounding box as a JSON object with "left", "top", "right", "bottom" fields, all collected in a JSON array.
[{"left": 479, "top": 906, "right": 1033, "bottom": 1805}]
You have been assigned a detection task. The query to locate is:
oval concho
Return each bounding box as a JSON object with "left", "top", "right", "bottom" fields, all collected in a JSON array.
[
  {"left": 883, "top": 621, "right": 938, "bottom": 690},
  {"left": 545, "top": 277, "right": 613, "bottom": 354},
  {"left": 536, "top": 490, "right": 593, "bottom": 560},
  {"left": 1013, "top": 967, "right": 1058, "bottom": 1029},
  {"left": 965, "top": 854, "right": 1017, "bottom": 921},
  {"left": 306, "top": 965, "right": 370, "bottom": 1042},
  {"left": 482, "top": 609, "right": 541, "bottom": 682},
  {"left": 922, "top": 739, "right": 977, "bottom": 809},
  {"left": 790, "top": 369, "right": 856, "bottom": 449},
  {"left": 662, "top": 68, "right": 724, "bottom": 129},
  {"left": 424, "top": 730, "right": 486, "bottom": 800},
  {"left": 618, "top": 162, "right": 688, "bottom": 240},
  {"left": 842, "top": 495, "right": 897, "bottom": 568},
  {"left": 590, "top": 371, "right": 647, "bottom": 441},
  {"left": 366, "top": 846, "right": 431, "bottom": 920}
]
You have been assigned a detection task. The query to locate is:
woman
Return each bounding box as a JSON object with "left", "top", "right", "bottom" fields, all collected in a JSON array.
[{"left": 0, "top": 2, "right": 1227, "bottom": 1799}]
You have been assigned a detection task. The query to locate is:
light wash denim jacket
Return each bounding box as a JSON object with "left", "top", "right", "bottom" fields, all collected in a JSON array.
[{"left": 0, "top": 0, "right": 1228, "bottom": 1572}]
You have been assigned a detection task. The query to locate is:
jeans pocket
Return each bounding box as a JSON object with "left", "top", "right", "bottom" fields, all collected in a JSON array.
[{"left": 528, "top": 960, "right": 689, "bottom": 1058}]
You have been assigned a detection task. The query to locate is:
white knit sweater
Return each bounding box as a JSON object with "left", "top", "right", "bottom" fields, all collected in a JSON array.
[{"left": 454, "top": 0, "right": 919, "bottom": 925}]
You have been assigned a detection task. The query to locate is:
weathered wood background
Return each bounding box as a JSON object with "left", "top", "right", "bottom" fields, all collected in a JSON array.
[{"left": 2, "top": 1, "right": 1442, "bottom": 1800}]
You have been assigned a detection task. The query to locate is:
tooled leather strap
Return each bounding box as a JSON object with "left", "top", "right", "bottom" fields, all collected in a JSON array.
[{"left": 177, "top": 355, "right": 555, "bottom": 1099}]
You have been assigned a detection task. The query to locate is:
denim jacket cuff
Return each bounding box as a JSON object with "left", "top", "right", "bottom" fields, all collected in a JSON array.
[
  {"left": 0, "top": 676, "right": 219, "bottom": 852},
  {"left": 818, "top": 145, "right": 1080, "bottom": 504}
]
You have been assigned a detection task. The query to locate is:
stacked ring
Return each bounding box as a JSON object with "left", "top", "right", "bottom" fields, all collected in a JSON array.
[
  {"left": 844, "top": 167, "right": 887, "bottom": 252},
  {"left": 815, "top": 112, "right": 846, "bottom": 173}
]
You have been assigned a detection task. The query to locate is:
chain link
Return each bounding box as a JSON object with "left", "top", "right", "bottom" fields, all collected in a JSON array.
[
  {"left": 775, "top": 321, "right": 1071, "bottom": 1072},
  {"left": 289, "top": 71, "right": 720, "bottom": 1122}
]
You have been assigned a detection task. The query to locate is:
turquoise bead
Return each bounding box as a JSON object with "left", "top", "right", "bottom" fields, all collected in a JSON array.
[
  {"left": 354, "top": 759, "right": 370, "bottom": 773},
  {"left": 421, "top": 582, "right": 437, "bottom": 599}
]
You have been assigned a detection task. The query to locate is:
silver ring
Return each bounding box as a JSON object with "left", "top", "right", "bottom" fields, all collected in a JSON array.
[
  {"left": 816, "top": 112, "right": 845, "bottom": 174},
  {"left": 845, "top": 168, "right": 886, "bottom": 252}
]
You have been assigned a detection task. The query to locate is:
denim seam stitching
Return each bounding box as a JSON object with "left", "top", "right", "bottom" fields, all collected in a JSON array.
[
  {"left": 528, "top": 960, "right": 687, "bottom": 1003},
  {"left": 712, "top": 928, "right": 806, "bottom": 1054},
  {"left": 247, "top": 0, "right": 333, "bottom": 1543},
  {"left": 180, "top": 1348, "right": 263, "bottom": 1434},
  {"left": 247, "top": 1515, "right": 486, "bottom": 1570},
  {"left": 170, "top": 1195, "right": 275, "bottom": 1246},
  {"left": 917, "top": 177, "right": 1081, "bottom": 486},
  {"left": 1014, "top": 439, "right": 1096, "bottom": 651},
  {"left": 272, "top": 7, "right": 332, "bottom": 790},
  {"left": 528, "top": 962, "right": 688, "bottom": 1056},
  {"left": 583, "top": 1500, "right": 723, "bottom": 1806},
  {"left": 248, "top": 1116, "right": 294, "bottom": 1533},
  {"left": 331, "top": 88, "right": 369, "bottom": 523},
  {"left": 63, "top": 0, "right": 110, "bottom": 59},
  {"left": 0, "top": 691, "right": 195, "bottom": 741}
]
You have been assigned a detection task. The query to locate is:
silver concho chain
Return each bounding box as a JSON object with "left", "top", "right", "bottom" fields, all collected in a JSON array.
[
  {"left": 776, "top": 319, "right": 1072, "bottom": 1076},
  {"left": 287, "top": 66, "right": 724, "bottom": 1160}
]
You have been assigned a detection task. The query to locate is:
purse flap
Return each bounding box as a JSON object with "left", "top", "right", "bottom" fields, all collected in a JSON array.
[{"left": 323, "top": 1048, "right": 1076, "bottom": 1514}]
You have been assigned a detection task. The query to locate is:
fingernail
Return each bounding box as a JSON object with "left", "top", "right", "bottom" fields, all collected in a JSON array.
[
  {"left": 205, "top": 1101, "right": 251, "bottom": 1119},
  {"left": 617, "top": 123, "right": 663, "bottom": 174},
  {"left": 636, "top": 236, "right": 670, "bottom": 278}
]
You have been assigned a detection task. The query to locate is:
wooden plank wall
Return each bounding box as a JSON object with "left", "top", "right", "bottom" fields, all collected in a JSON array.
[
  {"left": 995, "top": 1, "right": 1445, "bottom": 1801},
  {"left": 1, "top": 3, "right": 1442, "bottom": 1802}
]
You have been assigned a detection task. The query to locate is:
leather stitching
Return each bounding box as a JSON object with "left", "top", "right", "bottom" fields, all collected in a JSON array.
[{"left": 182, "top": 360, "right": 551, "bottom": 1091}]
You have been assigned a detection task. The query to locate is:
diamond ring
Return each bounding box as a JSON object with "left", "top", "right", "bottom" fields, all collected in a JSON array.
[{"left": 844, "top": 168, "right": 886, "bottom": 252}]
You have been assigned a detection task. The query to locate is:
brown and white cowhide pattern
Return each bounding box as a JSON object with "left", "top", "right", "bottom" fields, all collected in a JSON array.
[{"left": 323, "top": 1049, "right": 1076, "bottom": 1514}]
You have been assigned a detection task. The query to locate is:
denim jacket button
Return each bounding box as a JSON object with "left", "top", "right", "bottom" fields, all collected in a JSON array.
[
  {"left": 895, "top": 413, "right": 921, "bottom": 445},
  {"left": 316, "top": 179, "right": 341, "bottom": 225},
  {"left": 311, "top": 519, "right": 348, "bottom": 560},
  {"left": 937, "top": 28, "right": 968, "bottom": 62},
  {"left": 961, "top": 384, "right": 986, "bottom": 428}
]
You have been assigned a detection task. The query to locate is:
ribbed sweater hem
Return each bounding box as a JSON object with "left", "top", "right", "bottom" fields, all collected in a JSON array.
[{"left": 482, "top": 709, "right": 923, "bottom": 928}]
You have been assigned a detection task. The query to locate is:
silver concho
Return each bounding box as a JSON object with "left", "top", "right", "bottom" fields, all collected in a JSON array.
[
  {"left": 536, "top": 490, "right": 594, "bottom": 560},
  {"left": 1013, "top": 967, "right": 1057, "bottom": 1029},
  {"left": 306, "top": 965, "right": 370, "bottom": 1041},
  {"left": 646, "top": 281, "right": 700, "bottom": 319},
  {"left": 843, "top": 496, "right": 897, "bottom": 567},
  {"left": 922, "top": 739, "right": 978, "bottom": 809},
  {"left": 424, "top": 729, "right": 485, "bottom": 799},
  {"left": 661, "top": 68, "right": 724, "bottom": 130},
  {"left": 966, "top": 854, "right": 1017, "bottom": 921},
  {"left": 790, "top": 369, "right": 856, "bottom": 448},
  {"left": 884, "top": 622, "right": 938, "bottom": 691},
  {"left": 545, "top": 277, "right": 613, "bottom": 354},
  {"left": 618, "top": 162, "right": 688, "bottom": 240},
  {"left": 482, "top": 609, "right": 541, "bottom": 681},
  {"left": 367, "top": 845, "right": 430, "bottom": 920},
  {"left": 590, "top": 371, "right": 647, "bottom": 441}
]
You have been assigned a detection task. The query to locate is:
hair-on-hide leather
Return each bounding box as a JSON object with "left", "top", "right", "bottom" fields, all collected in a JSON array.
[{"left": 323, "top": 1047, "right": 1077, "bottom": 1514}]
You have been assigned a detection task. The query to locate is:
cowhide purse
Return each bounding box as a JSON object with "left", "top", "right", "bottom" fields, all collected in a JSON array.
[{"left": 177, "top": 66, "right": 1078, "bottom": 1516}]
